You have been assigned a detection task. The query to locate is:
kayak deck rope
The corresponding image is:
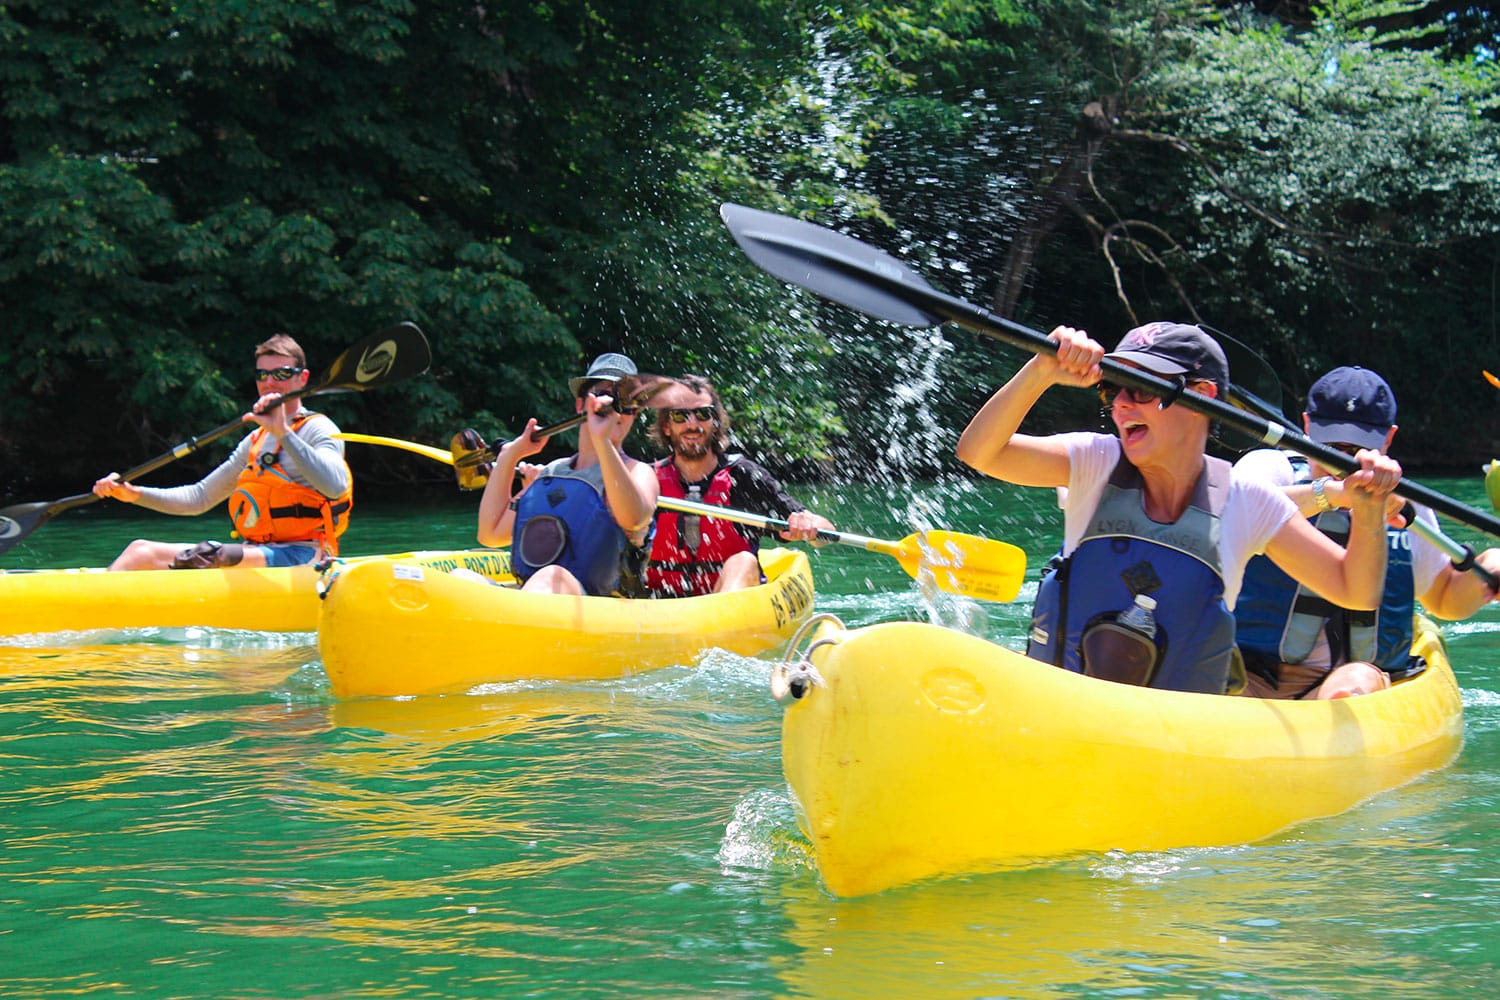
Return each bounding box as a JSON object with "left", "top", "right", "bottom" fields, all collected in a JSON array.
[{"left": 772, "top": 612, "right": 845, "bottom": 704}]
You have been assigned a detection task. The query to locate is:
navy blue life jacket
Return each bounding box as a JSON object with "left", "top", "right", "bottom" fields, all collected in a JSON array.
[
  {"left": 512, "top": 458, "right": 629, "bottom": 597},
  {"left": 1028, "top": 455, "right": 1236, "bottom": 694},
  {"left": 1234, "top": 455, "right": 1415, "bottom": 675}
]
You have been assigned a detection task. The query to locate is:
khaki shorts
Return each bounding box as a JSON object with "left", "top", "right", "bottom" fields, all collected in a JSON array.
[{"left": 1239, "top": 660, "right": 1328, "bottom": 700}]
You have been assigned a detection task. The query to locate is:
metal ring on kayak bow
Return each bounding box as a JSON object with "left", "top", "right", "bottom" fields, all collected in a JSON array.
[{"left": 772, "top": 613, "right": 845, "bottom": 704}]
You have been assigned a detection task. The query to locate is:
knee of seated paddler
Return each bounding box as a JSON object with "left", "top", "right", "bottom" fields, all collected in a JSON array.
[
  {"left": 1318, "top": 662, "right": 1390, "bottom": 700},
  {"left": 521, "top": 564, "right": 583, "bottom": 595},
  {"left": 170, "top": 540, "right": 245, "bottom": 570},
  {"left": 714, "top": 552, "right": 763, "bottom": 593}
]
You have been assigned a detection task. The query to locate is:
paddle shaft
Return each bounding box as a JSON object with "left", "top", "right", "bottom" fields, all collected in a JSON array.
[
  {"left": 449, "top": 408, "right": 657, "bottom": 469},
  {"left": 722, "top": 204, "right": 1500, "bottom": 542},
  {"left": 336, "top": 434, "right": 454, "bottom": 464},
  {"left": 4, "top": 381, "right": 352, "bottom": 526},
  {"left": 658, "top": 495, "right": 899, "bottom": 555}
]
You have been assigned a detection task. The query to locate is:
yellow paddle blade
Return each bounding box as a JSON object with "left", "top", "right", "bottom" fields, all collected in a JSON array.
[
  {"left": 1484, "top": 370, "right": 1500, "bottom": 390},
  {"left": 889, "top": 530, "right": 1026, "bottom": 602}
]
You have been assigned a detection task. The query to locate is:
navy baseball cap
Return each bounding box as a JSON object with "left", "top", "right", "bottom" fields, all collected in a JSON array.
[
  {"left": 568, "top": 352, "right": 637, "bottom": 397},
  {"left": 1104, "top": 322, "right": 1229, "bottom": 397},
  {"left": 1306, "top": 366, "right": 1396, "bottom": 450}
]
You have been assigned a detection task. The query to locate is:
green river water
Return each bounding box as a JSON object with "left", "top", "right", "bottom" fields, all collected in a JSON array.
[{"left": 2, "top": 475, "right": 1498, "bottom": 998}]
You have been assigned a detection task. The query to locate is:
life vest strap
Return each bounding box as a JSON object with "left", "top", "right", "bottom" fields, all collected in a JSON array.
[{"left": 269, "top": 499, "right": 351, "bottom": 520}]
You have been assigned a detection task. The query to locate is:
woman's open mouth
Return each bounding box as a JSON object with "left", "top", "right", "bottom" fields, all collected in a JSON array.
[{"left": 1121, "top": 420, "right": 1149, "bottom": 447}]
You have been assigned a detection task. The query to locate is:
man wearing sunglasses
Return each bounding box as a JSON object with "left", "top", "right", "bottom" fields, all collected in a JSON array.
[
  {"left": 642, "top": 374, "right": 833, "bottom": 597},
  {"left": 476, "top": 352, "right": 658, "bottom": 597},
  {"left": 1234, "top": 366, "right": 1500, "bottom": 699},
  {"left": 91, "top": 334, "right": 353, "bottom": 570},
  {"left": 958, "top": 322, "right": 1404, "bottom": 695}
]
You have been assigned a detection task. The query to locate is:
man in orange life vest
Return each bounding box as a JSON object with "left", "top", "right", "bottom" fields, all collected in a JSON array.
[
  {"left": 92, "top": 334, "right": 353, "bottom": 571},
  {"left": 644, "top": 374, "right": 834, "bottom": 597}
]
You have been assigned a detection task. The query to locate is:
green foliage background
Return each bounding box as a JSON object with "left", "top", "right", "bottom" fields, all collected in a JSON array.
[{"left": 2, "top": 0, "right": 1496, "bottom": 498}]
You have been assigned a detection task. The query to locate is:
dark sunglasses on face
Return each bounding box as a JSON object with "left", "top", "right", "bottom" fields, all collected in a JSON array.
[
  {"left": 255, "top": 366, "right": 305, "bottom": 382},
  {"left": 1326, "top": 442, "right": 1364, "bottom": 457},
  {"left": 1098, "top": 385, "right": 1160, "bottom": 408},
  {"left": 586, "top": 384, "right": 638, "bottom": 416},
  {"left": 1099, "top": 379, "right": 1214, "bottom": 409},
  {"left": 667, "top": 406, "right": 717, "bottom": 424}
]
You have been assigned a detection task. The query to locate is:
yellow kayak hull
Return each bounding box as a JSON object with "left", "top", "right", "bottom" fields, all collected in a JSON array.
[
  {"left": 317, "top": 548, "right": 815, "bottom": 698},
  {"left": 0, "top": 550, "right": 513, "bottom": 637},
  {"left": 782, "top": 616, "right": 1463, "bottom": 897}
]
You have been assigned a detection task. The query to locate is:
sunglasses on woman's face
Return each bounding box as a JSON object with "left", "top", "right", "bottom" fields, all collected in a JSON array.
[
  {"left": 1099, "top": 379, "right": 1215, "bottom": 410},
  {"left": 254, "top": 366, "right": 305, "bottom": 382},
  {"left": 1098, "top": 385, "right": 1160, "bottom": 408},
  {"left": 667, "top": 406, "right": 717, "bottom": 424}
]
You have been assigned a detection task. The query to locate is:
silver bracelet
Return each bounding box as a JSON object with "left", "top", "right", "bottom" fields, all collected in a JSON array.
[{"left": 1311, "top": 476, "right": 1333, "bottom": 513}]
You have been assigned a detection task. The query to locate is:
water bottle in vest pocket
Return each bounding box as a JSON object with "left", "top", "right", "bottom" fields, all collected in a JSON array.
[{"left": 1080, "top": 594, "right": 1161, "bottom": 686}]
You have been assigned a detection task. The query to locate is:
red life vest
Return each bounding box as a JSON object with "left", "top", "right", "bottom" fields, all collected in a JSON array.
[
  {"left": 227, "top": 413, "right": 353, "bottom": 555},
  {"left": 645, "top": 458, "right": 754, "bottom": 597}
]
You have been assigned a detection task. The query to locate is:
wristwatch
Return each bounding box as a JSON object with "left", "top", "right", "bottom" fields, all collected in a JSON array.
[{"left": 1310, "top": 476, "right": 1334, "bottom": 513}]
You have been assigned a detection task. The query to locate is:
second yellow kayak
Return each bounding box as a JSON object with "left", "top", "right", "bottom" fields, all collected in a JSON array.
[{"left": 318, "top": 547, "right": 815, "bottom": 698}]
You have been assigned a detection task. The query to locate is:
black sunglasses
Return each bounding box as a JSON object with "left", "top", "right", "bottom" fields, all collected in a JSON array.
[
  {"left": 254, "top": 366, "right": 305, "bottom": 382},
  {"left": 1099, "top": 379, "right": 1214, "bottom": 409},
  {"left": 586, "top": 384, "right": 638, "bottom": 416},
  {"left": 1098, "top": 385, "right": 1160, "bottom": 408},
  {"left": 667, "top": 406, "right": 717, "bottom": 424}
]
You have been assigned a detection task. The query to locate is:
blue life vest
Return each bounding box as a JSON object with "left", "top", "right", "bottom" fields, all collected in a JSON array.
[
  {"left": 1028, "top": 455, "right": 1235, "bottom": 694},
  {"left": 512, "top": 458, "right": 629, "bottom": 597},
  {"left": 1233, "top": 455, "right": 1415, "bottom": 674}
]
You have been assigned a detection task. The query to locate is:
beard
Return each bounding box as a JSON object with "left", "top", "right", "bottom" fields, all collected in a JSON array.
[{"left": 671, "top": 433, "right": 713, "bottom": 460}]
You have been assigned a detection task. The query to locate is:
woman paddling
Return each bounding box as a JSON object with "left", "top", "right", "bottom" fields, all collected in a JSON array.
[{"left": 956, "top": 322, "right": 1403, "bottom": 694}]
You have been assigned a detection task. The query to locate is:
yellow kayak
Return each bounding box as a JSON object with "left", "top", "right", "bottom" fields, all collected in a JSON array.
[
  {"left": 317, "top": 547, "right": 815, "bottom": 698},
  {"left": 0, "top": 550, "right": 513, "bottom": 637},
  {"left": 779, "top": 615, "right": 1462, "bottom": 897}
]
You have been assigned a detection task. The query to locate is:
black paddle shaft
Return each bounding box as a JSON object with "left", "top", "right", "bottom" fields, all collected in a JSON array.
[
  {"left": 0, "top": 322, "right": 430, "bottom": 554},
  {"left": 719, "top": 202, "right": 1500, "bottom": 542}
]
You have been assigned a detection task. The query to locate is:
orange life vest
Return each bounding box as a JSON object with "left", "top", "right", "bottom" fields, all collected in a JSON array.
[{"left": 227, "top": 413, "right": 353, "bottom": 555}]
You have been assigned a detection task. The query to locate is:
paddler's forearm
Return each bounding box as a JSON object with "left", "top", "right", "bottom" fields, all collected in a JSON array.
[
  {"left": 592, "top": 434, "right": 653, "bottom": 534},
  {"left": 1338, "top": 499, "right": 1390, "bottom": 611},
  {"left": 956, "top": 357, "right": 1067, "bottom": 486},
  {"left": 1421, "top": 546, "right": 1500, "bottom": 620},
  {"left": 477, "top": 452, "right": 524, "bottom": 547},
  {"left": 131, "top": 448, "right": 243, "bottom": 516}
]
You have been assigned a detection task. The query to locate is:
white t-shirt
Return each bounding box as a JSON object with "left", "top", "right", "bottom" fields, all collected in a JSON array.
[
  {"left": 1057, "top": 433, "right": 1297, "bottom": 610},
  {"left": 1234, "top": 448, "right": 1448, "bottom": 598}
]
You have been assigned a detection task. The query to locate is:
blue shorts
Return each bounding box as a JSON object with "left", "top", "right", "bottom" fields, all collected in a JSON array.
[{"left": 257, "top": 543, "right": 321, "bottom": 568}]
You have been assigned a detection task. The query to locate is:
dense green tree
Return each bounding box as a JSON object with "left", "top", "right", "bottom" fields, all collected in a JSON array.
[
  {"left": 774, "top": 0, "right": 1500, "bottom": 471},
  {"left": 4, "top": 0, "right": 1498, "bottom": 506},
  {"left": 0, "top": 0, "right": 828, "bottom": 495}
]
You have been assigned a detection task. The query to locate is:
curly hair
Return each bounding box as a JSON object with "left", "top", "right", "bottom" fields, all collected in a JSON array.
[{"left": 648, "top": 374, "right": 731, "bottom": 456}]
